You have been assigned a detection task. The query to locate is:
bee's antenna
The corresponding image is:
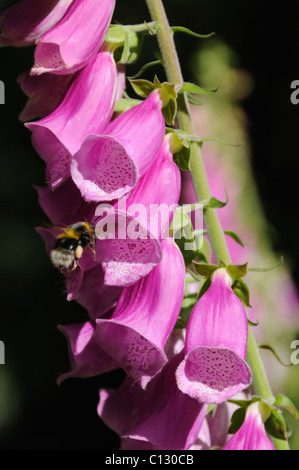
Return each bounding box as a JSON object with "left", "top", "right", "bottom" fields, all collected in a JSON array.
[{"left": 92, "top": 215, "right": 102, "bottom": 225}]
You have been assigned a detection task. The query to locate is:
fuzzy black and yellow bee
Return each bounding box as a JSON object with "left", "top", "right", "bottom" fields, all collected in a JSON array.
[{"left": 50, "top": 221, "right": 96, "bottom": 272}]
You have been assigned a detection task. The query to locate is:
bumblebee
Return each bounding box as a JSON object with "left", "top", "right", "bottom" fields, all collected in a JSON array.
[{"left": 50, "top": 222, "right": 96, "bottom": 272}]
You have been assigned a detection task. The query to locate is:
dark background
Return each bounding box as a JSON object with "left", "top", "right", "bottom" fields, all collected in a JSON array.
[{"left": 0, "top": 0, "right": 298, "bottom": 449}]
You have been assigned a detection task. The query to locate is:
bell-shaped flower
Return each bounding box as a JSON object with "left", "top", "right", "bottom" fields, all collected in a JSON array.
[
  {"left": 57, "top": 322, "right": 119, "bottom": 384},
  {"left": 31, "top": 0, "right": 116, "bottom": 75},
  {"left": 36, "top": 178, "right": 98, "bottom": 227},
  {"left": 98, "top": 351, "right": 208, "bottom": 450},
  {"left": 18, "top": 70, "right": 73, "bottom": 122},
  {"left": 0, "top": 0, "right": 73, "bottom": 46},
  {"left": 26, "top": 51, "right": 117, "bottom": 189},
  {"left": 223, "top": 401, "right": 275, "bottom": 450},
  {"left": 94, "top": 136, "right": 181, "bottom": 286},
  {"left": 176, "top": 267, "right": 252, "bottom": 404},
  {"left": 72, "top": 263, "right": 122, "bottom": 320},
  {"left": 70, "top": 90, "right": 165, "bottom": 202},
  {"left": 94, "top": 237, "right": 185, "bottom": 387}
]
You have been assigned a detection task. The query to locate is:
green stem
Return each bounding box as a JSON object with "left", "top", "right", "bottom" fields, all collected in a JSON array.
[{"left": 146, "top": 0, "right": 289, "bottom": 450}]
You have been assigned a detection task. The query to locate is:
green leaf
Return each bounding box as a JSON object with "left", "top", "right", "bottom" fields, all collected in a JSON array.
[
  {"left": 171, "top": 26, "right": 215, "bottom": 39},
  {"left": 224, "top": 230, "right": 247, "bottom": 247},
  {"left": 202, "top": 190, "right": 229, "bottom": 209},
  {"left": 248, "top": 317, "right": 259, "bottom": 327},
  {"left": 186, "top": 92, "right": 207, "bottom": 106},
  {"left": 248, "top": 257, "right": 284, "bottom": 273},
  {"left": 226, "top": 262, "right": 248, "bottom": 280},
  {"left": 265, "top": 410, "right": 287, "bottom": 441},
  {"left": 128, "top": 59, "right": 162, "bottom": 80},
  {"left": 178, "top": 81, "right": 218, "bottom": 95},
  {"left": 232, "top": 278, "right": 252, "bottom": 307},
  {"left": 188, "top": 135, "right": 243, "bottom": 148},
  {"left": 274, "top": 394, "right": 299, "bottom": 423},
  {"left": 258, "top": 344, "right": 293, "bottom": 367},
  {"left": 228, "top": 407, "right": 246, "bottom": 434},
  {"left": 129, "top": 78, "right": 156, "bottom": 98}
]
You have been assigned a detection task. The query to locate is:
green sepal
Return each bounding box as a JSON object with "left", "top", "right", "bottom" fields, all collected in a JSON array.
[
  {"left": 129, "top": 77, "right": 177, "bottom": 125},
  {"left": 113, "top": 98, "right": 141, "bottom": 115},
  {"left": 224, "top": 230, "right": 247, "bottom": 247},
  {"left": 176, "top": 293, "right": 197, "bottom": 328},
  {"left": 231, "top": 278, "right": 252, "bottom": 307},
  {"left": 165, "top": 128, "right": 191, "bottom": 170},
  {"left": 171, "top": 26, "right": 215, "bottom": 39},
  {"left": 206, "top": 404, "right": 218, "bottom": 418},
  {"left": 104, "top": 25, "right": 142, "bottom": 64},
  {"left": 177, "top": 81, "right": 218, "bottom": 95},
  {"left": 192, "top": 262, "right": 218, "bottom": 278},
  {"left": 258, "top": 344, "right": 293, "bottom": 368},
  {"left": 226, "top": 262, "right": 248, "bottom": 280},
  {"left": 227, "top": 398, "right": 257, "bottom": 408},
  {"left": 228, "top": 407, "right": 247, "bottom": 434},
  {"left": 196, "top": 276, "right": 212, "bottom": 300},
  {"left": 274, "top": 394, "right": 299, "bottom": 423},
  {"left": 248, "top": 256, "right": 284, "bottom": 273},
  {"left": 264, "top": 409, "right": 288, "bottom": 441},
  {"left": 162, "top": 95, "right": 177, "bottom": 125},
  {"left": 129, "top": 78, "right": 156, "bottom": 98}
]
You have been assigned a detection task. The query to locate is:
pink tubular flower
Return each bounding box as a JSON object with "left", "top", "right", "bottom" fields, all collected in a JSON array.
[
  {"left": 94, "top": 136, "right": 181, "bottom": 286},
  {"left": 35, "top": 179, "right": 98, "bottom": 227},
  {"left": 31, "top": 0, "right": 116, "bottom": 75},
  {"left": 98, "top": 351, "right": 208, "bottom": 450},
  {"left": 70, "top": 90, "right": 165, "bottom": 202},
  {"left": 176, "top": 267, "right": 252, "bottom": 404},
  {"left": 26, "top": 51, "right": 117, "bottom": 189},
  {"left": 0, "top": 0, "right": 73, "bottom": 47},
  {"left": 18, "top": 70, "right": 74, "bottom": 122},
  {"left": 57, "top": 322, "right": 119, "bottom": 384},
  {"left": 223, "top": 401, "right": 275, "bottom": 450},
  {"left": 94, "top": 237, "right": 185, "bottom": 387}
]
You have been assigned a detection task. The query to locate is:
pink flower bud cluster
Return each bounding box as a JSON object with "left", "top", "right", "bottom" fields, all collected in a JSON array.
[{"left": 1, "top": 0, "right": 275, "bottom": 450}]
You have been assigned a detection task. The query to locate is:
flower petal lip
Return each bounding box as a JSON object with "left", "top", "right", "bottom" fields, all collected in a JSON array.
[
  {"left": 31, "top": 0, "right": 116, "bottom": 75},
  {"left": 70, "top": 90, "right": 165, "bottom": 202},
  {"left": 94, "top": 238, "right": 185, "bottom": 385},
  {"left": 18, "top": 70, "right": 74, "bottom": 122},
  {"left": 0, "top": 0, "right": 73, "bottom": 47},
  {"left": 94, "top": 208, "right": 163, "bottom": 287},
  {"left": 176, "top": 346, "right": 252, "bottom": 404},
  {"left": 57, "top": 322, "right": 119, "bottom": 384},
  {"left": 70, "top": 135, "right": 139, "bottom": 202},
  {"left": 25, "top": 51, "right": 117, "bottom": 189},
  {"left": 176, "top": 267, "right": 252, "bottom": 404}
]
